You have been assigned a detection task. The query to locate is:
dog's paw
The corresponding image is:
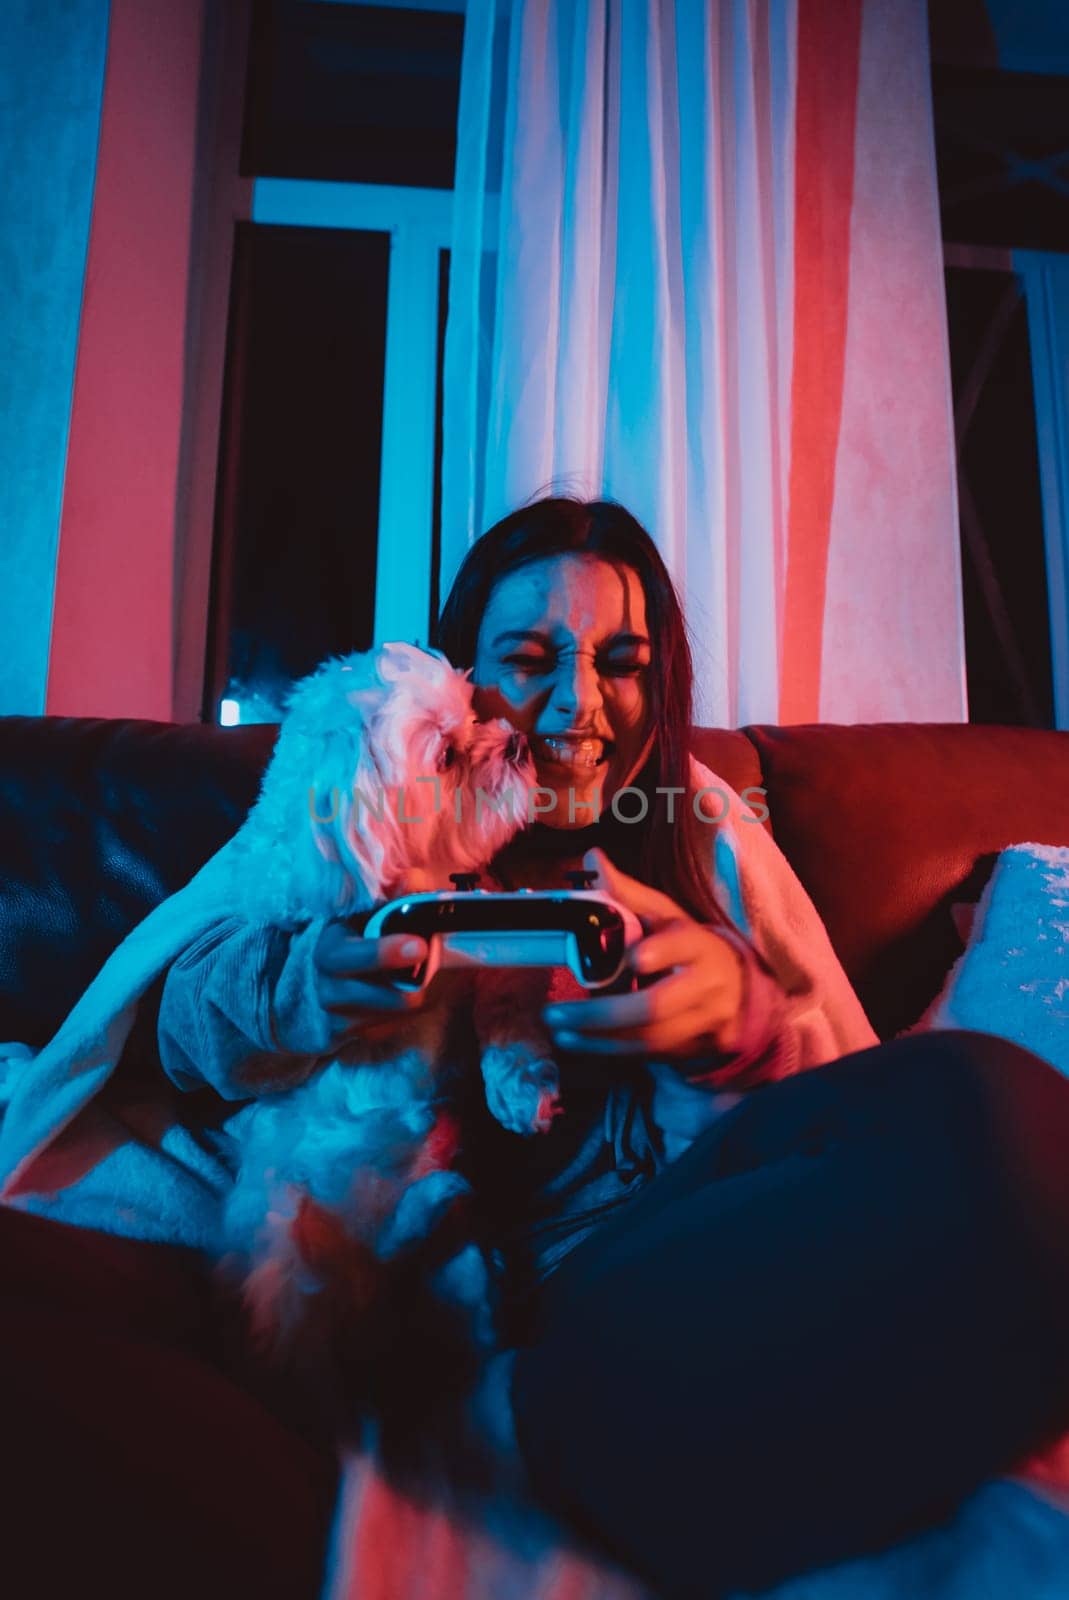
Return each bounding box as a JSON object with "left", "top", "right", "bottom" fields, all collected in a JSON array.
[{"left": 480, "top": 1043, "right": 562, "bottom": 1135}]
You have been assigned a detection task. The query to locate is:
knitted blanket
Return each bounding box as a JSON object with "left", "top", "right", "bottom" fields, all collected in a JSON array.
[{"left": 917, "top": 843, "right": 1069, "bottom": 1077}]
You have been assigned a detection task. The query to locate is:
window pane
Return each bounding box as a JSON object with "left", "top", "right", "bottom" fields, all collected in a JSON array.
[
  {"left": 205, "top": 221, "right": 390, "bottom": 720},
  {"left": 932, "top": 65, "right": 1069, "bottom": 254},
  {"left": 944, "top": 264, "right": 1055, "bottom": 728}
]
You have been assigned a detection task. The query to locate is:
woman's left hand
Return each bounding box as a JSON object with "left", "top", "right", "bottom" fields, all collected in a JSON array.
[{"left": 542, "top": 848, "right": 746, "bottom": 1059}]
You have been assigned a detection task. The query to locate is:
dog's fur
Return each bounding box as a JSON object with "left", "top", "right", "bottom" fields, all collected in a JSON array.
[{"left": 222, "top": 644, "right": 559, "bottom": 1405}]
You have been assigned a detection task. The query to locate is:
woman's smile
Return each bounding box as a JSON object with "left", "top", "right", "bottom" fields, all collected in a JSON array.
[{"left": 529, "top": 733, "right": 616, "bottom": 771}]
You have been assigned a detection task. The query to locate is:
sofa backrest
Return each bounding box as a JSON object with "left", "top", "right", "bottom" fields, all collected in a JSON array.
[
  {"left": 0, "top": 716, "right": 275, "bottom": 1048},
  {"left": 694, "top": 722, "right": 1069, "bottom": 1039},
  {"left": 1, "top": 715, "right": 1067, "bottom": 1048}
]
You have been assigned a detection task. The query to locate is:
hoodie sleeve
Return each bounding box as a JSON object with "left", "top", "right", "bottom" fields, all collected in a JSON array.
[{"left": 156, "top": 914, "right": 350, "bottom": 1099}]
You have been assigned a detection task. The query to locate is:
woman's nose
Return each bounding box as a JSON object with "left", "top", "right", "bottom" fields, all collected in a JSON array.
[{"left": 552, "top": 656, "right": 603, "bottom": 719}]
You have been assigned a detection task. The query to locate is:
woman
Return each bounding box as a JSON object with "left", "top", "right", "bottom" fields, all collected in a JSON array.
[
  {"left": 4, "top": 496, "right": 1069, "bottom": 1599},
  {"left": 421, "top": 498, "right": 1069, "bottom": 1595},
  {"left": 154, "top": 495, "right": 1069, "bottom": 1594}
]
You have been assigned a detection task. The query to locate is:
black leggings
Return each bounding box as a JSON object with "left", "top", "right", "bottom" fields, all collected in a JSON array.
[{"left": 510, "top": 1030, "right": 1069, "bottom": 1598}]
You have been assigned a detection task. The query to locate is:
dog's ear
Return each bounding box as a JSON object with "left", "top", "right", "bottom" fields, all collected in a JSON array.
[
  {"left": 332, "top": 751, "right": 411, "bottom": 904},
  {"left": 370, "top": 645, "right": 477, "bottom": 779},
  {"left": 236, "top": 643, "right": 477, "bottom": 922},
  {"left": 237, "top": 652, "right": 394, "bottom": 922}
]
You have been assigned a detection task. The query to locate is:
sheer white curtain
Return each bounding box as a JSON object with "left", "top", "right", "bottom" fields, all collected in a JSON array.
[{"left": 441, "top": 0, "right": 964, "bottom": 726}]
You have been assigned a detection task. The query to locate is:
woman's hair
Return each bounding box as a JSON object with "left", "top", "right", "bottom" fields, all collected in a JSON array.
[{"left": 434, "top": 496, "right": 729, "bottom": 927}]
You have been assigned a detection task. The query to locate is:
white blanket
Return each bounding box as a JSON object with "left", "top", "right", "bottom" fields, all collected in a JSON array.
[
  {"left": 0, "top": 756, "right": 878, "bottom": 1231},
  {"left": 322, "top": 1465, "right": 1069, "bottom": 1600}
]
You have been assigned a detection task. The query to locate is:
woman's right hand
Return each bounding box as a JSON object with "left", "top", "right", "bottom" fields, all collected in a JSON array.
[{"left": 313, "top": 919, "right": 430, "bottom": 1030}]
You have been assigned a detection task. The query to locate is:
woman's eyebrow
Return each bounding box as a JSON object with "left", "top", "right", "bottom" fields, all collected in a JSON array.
[
  {"left": 491, "top": 629, "right": 651, "bottom": 649},
  {"left": 491, "top": 630, "right": 551, "bottom": 647}
]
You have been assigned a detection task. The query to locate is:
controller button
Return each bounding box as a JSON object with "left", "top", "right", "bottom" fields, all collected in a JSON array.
[
  {"left": 450, "top": 872, "right": 482, "bottom": 891},
  {"left": 564, "top": 869, "right": 599, "bottom": 889}
]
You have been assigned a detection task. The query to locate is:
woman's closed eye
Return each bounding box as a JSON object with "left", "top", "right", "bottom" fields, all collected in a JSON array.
[
  {"left": 502, "top": 654, "right": 646, "bottom": 679},
  {"left": 503, "top": 654, "right": 551, "bottom": 676}
]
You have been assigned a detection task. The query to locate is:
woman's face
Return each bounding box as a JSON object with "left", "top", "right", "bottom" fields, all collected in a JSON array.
[{"left": 472, "top": 554, "right": 653, "bottom": 828}]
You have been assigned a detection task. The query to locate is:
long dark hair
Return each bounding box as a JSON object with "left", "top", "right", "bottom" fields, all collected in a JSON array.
[{"left": 433, "top": 496, "right": 730, "bottom": 928}]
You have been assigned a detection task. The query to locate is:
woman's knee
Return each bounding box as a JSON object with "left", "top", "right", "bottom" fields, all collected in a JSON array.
[
  {"left": 814, "top": 1029, "right": 1069, "bottom": 1339},
  {"left": 926, "top": 1026, "right": 1065, "bottom": 1084},
  {"left": 881, "top": 1027, "right": 1069, "bottom": 1140},
  {"left": 920, "top": 1031, "right": 1069, "bottom": 1296}
]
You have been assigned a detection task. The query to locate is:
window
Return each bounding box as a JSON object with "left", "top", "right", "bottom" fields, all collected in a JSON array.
[
  {"left": 932, "top": 54, "right": 1069, "bottom": 728},
  {"left": 204, "top": 0, "right": 464, "bottom": 723}
]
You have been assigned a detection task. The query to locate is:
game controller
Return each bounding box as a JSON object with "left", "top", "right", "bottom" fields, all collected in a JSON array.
[{"left": 361, "top": 870, "right": 644, "bottom": 992}]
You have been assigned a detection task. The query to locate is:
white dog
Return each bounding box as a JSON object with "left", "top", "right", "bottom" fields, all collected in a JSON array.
[{"left": 221, "top": 643, "right": 559, "bottom": 1405}]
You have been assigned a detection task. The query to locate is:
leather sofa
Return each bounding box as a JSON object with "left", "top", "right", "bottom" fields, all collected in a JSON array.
[{"left": 2, "top": 712, "right": 1068, "bottom": 1597}]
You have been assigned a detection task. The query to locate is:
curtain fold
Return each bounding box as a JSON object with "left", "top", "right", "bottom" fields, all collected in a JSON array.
[{"left": 442, "top": 0, "right": 964, "bottom": 726}]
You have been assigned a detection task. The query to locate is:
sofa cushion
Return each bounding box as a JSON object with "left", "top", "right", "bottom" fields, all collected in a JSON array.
[{"left": 742, "top": 723, "right": 1069, "bottom": 1040}]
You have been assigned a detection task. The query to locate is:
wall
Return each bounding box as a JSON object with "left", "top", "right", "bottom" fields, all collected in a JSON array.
[
  {"left": 0, "top": 1, "right": 110, "bottom": 716},
  {"left": 46, "top": 0, "right": 206, "bottom": 719}
]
